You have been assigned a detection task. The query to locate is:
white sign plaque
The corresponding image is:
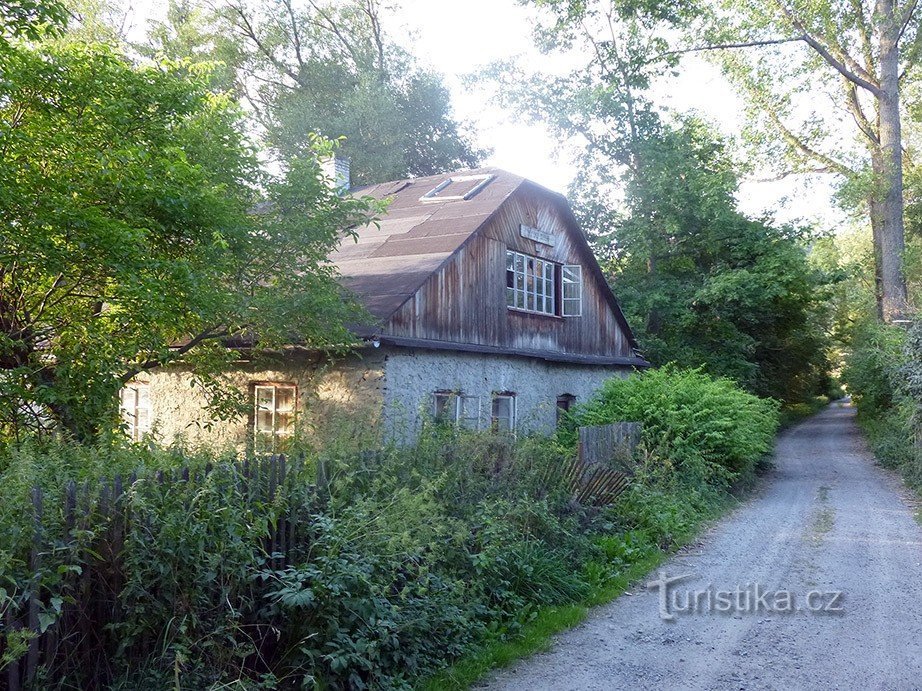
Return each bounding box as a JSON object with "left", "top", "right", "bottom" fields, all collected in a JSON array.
[{"left": 520, "top": 223, "right": 555, "bottom": 246}]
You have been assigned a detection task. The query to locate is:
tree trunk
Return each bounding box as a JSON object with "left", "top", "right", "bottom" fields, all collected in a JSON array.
[
  {"left": 868, "top": 173, "right": 885, "bottom": 321},
  {"left": 876, "top": 0, "right": 909, "bottom": 322}
]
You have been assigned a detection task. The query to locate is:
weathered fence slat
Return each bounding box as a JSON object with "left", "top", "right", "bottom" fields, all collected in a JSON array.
[{"left": 578, "top": 422, "right": 642, "bottom": 470}]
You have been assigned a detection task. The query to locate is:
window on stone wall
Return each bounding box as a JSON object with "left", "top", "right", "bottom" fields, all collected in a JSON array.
[
  {"left": 120, "top": 383, "right": 150, "bottom": 441},
  {"left": 253, "top": 383, "right": 297, "bottom": 453},
  {"left": 433, "top": 390, "right": 458, "bottom": 423},
  {"left": 556, "top": 393, "right": 576, "bottom": 425},
  {"left": 458, "top": 395, "right": 481, "bottom": 429},
  {"left": 432, "top": 391, "right": 480, "bottom": 428},
  {"left": 491, "top": 392, "right": 516, "bottom": 432}
]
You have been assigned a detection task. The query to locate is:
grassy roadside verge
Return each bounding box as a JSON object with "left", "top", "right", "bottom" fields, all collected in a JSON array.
[
  {"left": 418, "top": 550, "right": 665, "bottom": 691},
  {"left": 418, "top": 491, "right": 741, "bottom": 690}
]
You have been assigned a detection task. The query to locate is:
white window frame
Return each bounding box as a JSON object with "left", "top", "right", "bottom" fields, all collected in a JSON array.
[
  {"left": 120, "top": 383, "right": 151, "bottom": 441},
  {"left": 431, "top": 391, "right": 481, "bottom": 429},
  {"left": 253, "top": 383, "right": 297, "bottom": 453},
  {"left": 458, "top": 395, "right": 481, "bottom": 429},
  {"left": 506, "top": 250, "right": 556, "bottom": 316},
  {"left": 561, "top": 265, "right": 583, "bottom": 317},
  {"left": 491, "top": 393, "right": 516, "bottom": 432}
]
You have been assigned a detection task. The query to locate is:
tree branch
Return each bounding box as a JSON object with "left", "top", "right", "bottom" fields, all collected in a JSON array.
[
  {"left": 843, "top": 78, "right": 880, "bottom": 145},
  {"left": 122, "top": 325, "right": 232, "bottom": 382},
  {"left": 224, "top": 0, "right": 304, "bottom": 87},
  {"left": 652, "top": 36, "right": 804, "bottom": 63},
  {"left": 770, "top": 0, "right": 882, "bottom": 95}
]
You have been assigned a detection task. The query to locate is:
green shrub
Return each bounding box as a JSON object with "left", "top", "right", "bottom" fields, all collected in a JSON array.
[
  {"left": 564, "top": 366, "right": 779, "bottom": 485},
  {"left": 1, "top": 367, "right": 777, "bottom": 688},
  {"left": 842, "top": 321, "right": 907, "bottom": 416}
]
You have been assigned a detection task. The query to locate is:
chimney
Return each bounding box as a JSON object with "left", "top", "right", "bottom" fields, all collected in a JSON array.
[{"left": 321, "top": 155, "right": 351, "bottom": 193}]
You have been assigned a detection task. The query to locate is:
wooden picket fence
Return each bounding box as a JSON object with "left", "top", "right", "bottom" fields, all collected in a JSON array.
[
  {"left": 0, "top": 455, "right": 308, "bottom": 691},
  {"left": 578, "top": 421, "right": 642, "bottom": 471},
  {"left": 545, "top": 422, "right": 642, "bottom": 506}
]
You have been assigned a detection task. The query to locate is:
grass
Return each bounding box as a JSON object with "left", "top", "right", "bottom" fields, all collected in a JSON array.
[
  {"left": 418, "top": 549, "right": 667, "bottom": 691},
  {"left": 417, "top": 466, "right": 755, "bottom": 691}
]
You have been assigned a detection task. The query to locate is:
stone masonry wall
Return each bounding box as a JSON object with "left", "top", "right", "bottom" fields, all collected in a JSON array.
[
  {"left": 137, "top": 349, "right": 386, "bottom": 453},
  {"left": 381, "top": 347, "right": 630, "bottom": 442}
]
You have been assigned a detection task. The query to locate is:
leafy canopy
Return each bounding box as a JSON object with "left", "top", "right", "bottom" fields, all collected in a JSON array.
[
  {"left": 0, "top": 41, "right": 380, "bottom": 442},
  {"left": 153, "top": 0, "right": 487, "bottom": 185},
  {"left": 497, "top": 1, "right": 835, "bottom": 402}
]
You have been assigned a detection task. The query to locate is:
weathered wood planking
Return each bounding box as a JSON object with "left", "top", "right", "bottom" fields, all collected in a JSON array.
[{"left": 384, "top": 184, "right": 633, "bottom": 358}]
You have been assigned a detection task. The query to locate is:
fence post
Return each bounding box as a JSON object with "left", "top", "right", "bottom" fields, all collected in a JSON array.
[{"left": 25, "top": 486, "right": 42, "bottom": 683}]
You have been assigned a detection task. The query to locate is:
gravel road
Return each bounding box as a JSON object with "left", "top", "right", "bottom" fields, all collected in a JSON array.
[{"left": 484, "top": 402, "right": 922, "bottom": 690}]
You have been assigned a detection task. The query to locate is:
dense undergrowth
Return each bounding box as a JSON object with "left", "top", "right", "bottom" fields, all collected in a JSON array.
[
  {"left": 843, "top": 320, "right": 922, "bottom": 489},
  {"left": 1, "top": 368, "right": 779, "bottom": 690}
]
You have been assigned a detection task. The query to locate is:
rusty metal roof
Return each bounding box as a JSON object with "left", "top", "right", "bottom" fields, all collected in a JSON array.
[{"left": 329, "top": 167, "right": 525, "bottom": 320}]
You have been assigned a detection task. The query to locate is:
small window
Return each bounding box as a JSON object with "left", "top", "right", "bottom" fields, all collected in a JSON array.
[
  {"left": 562, "top": 265, "right": 582, "bottom": 316},
  {"left": 253, "top": 383, "right": 297, "bottom": 453},
  {"left": 491, "top": 393, "right": 516, "bottom": 432},
  {"left": 419, "top": 174, "right": 494, "bottom": 202},
  {"left": 433, "top": 390, "right": 458, "bottom": 423},
  {"left": 120, "top": 383, "right": 151, "bottom": 441},
  {"left": 458, "top": 395, "right": 481, "bottom": 429},
  {"left": 506, "top": 250, "right": 556, "bottom": 315},
  {"left": 432, "top": 391, "right": 480, "bottom": 428},
  {"left": 556, "top": 394, "right": 576, "bottom": 425}
]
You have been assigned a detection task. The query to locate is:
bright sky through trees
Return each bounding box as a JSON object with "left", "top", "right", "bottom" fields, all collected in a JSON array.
[{"left": 128, "top": 0, "right": 845, "bottom": 230}]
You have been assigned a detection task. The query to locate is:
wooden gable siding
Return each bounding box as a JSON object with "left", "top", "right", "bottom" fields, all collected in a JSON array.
[{"left": 383, "top": 185, "right": 632, "bottom": 358}]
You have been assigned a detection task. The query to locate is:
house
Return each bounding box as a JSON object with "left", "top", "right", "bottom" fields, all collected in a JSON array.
[{"left": 122, "top": 167, "right": 648, "bottom": 451}]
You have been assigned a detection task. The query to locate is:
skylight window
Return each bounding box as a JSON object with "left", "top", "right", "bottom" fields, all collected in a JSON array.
[{"left": 419, "top": 174, "right": 494, "bottom": 202}]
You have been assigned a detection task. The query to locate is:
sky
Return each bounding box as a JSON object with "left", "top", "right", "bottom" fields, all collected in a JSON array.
[
  {"left": 126, "top": 0, "right": 847, "bottom": 232},
  {"left": 391, "top": 0, "right": 846, "bottom": 231}
]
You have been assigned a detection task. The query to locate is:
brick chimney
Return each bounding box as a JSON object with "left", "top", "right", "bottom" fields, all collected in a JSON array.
[{"left": 321, "top": 155, "right": 351, "bottom": 193}]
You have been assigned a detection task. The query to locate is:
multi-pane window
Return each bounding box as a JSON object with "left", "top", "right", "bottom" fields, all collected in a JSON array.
[
  {"left": 506, "top": 250, "right": 583, "bottom": 317},
  {"left": 458, "top": 395, "right": 481, "bottom": 429},
  {"left": 491, "top": 393, "right": 516, "bottom": 432},
  {"left": 507, "top": 250, "right": 556, "bottom": 315},
  {"left": 254, "top": 383, "right": 296, "bottom": 453},
  {"left": 120, "top": 383, "right": 151, "bottom": 441},
  {"left": 561, "top": 265, "right": 583, "bottom": 316},
  {"left": 431, "top": 391, "right": 481, "bottom": 428}
]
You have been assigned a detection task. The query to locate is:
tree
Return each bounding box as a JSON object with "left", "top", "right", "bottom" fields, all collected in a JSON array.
[
  {"left": 584, "top": 118, "right": 834, "bottom": 400},
  {"left": 0, "top": 42, "right": 379, "bottom": 443},
  {"left": 492, "top": 1, "right": 834, "bottom": 400},
  {"left": 155, "top": 0, "right": 486, "bottom": 185},
  {"left": 139, "top": 0, "right": 242, "bottom": 93},
  {"left": 0, "top": 0, "right": 68, "bottom": 46},
  {"left": 697, "top": 0, "right": 920, "bottom": 323}
]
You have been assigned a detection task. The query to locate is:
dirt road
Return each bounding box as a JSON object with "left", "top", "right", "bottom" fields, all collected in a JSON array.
[{"left": 485, "top": 402, "right": 922, "bottom": 690}]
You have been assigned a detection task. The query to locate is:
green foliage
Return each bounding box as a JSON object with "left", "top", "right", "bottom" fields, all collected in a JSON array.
[
  {"left": 0, "top": 375, "right": 772, "bottom": 689},
  {"left": 564, "top": 367, "right": 779, "bottom": 485},
  {"left": 579, "top": 118, "right": 835, "bottom": 403},
  {"left": 844, "top": 318, "right": 922, "bottom": 492},
  {"left": 0, "top": 41, "right": 380, "bottom": 443},
  {"left": 842, "top": 321, "right": 907, "bottom": 416},
  {"left": 178, "top": 0, "right": 487, "bottom": 185},
  {"left": 491, "top": 4, "right": 836, "bottom": 404},
  {"left": 0, "top": 0, "right": 68, "bottom": 46}
]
